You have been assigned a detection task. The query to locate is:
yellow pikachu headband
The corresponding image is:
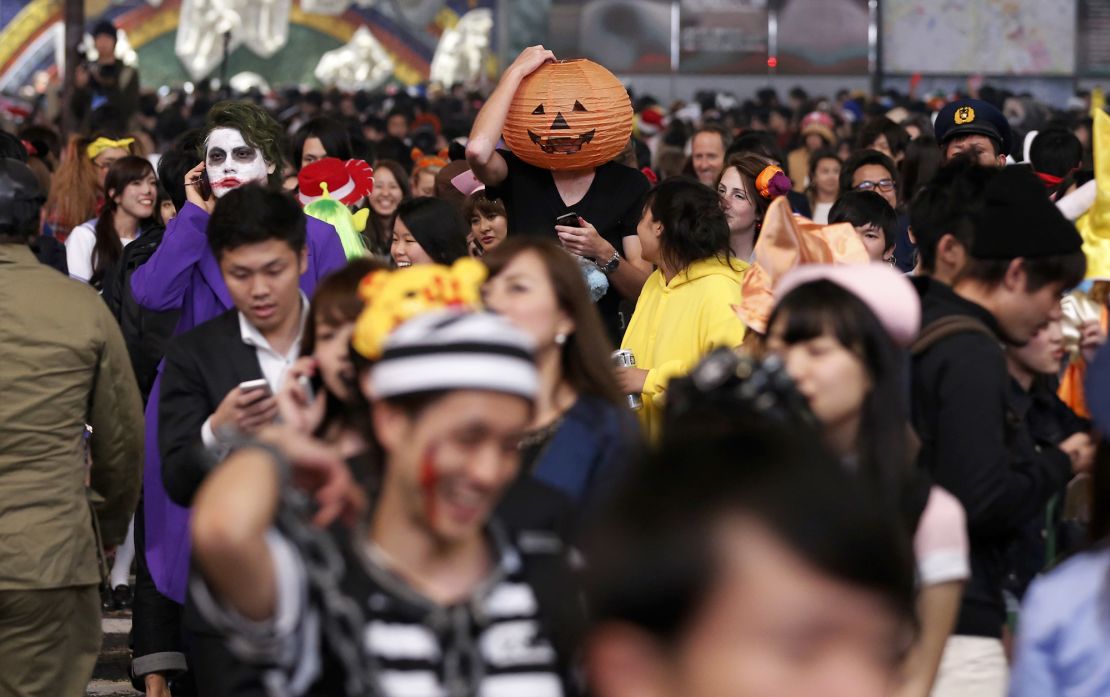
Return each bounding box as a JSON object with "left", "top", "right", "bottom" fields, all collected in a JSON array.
[
  {"left": 351, "top": 258, "right": 488, "bottom": 361},
  {"left": 86, "top": 137, "right": 135, "bottom": 161}
]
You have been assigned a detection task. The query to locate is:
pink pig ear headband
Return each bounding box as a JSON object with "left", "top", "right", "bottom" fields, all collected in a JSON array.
[{"left": 755, "top": 165, "right": 792, "bottom": 200}]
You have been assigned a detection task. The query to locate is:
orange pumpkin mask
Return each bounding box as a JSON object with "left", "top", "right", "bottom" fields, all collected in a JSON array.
[{"left": 503, "top": 59, "right": 633, "bottom": 171}]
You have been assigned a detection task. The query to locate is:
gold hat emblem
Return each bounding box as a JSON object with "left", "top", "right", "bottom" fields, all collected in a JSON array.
[{"left": 954, "top": 106, "right": 976, "bottom": 124}]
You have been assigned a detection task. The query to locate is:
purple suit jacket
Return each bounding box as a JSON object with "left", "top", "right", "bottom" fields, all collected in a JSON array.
[{"left": 133, "top": 201, "right": 346, "bottom": 603}]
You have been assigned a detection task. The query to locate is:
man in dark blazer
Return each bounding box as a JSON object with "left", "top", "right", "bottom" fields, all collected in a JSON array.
[{"left": 158, "top": 185, "right": 313, "bottom": 696}]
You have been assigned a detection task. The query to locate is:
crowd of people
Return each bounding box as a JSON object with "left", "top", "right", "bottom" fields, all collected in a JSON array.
[{"left": 2, "top": 25, "right": 1110, "bottom": 697}]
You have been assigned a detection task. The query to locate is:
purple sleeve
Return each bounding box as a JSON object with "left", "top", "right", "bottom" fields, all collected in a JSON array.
[
  {"left": 131, "top": 202, "right": 211, "bottom": 311},
  {"left": 309, "top": 219, "right": 347, "bottom": 281}
]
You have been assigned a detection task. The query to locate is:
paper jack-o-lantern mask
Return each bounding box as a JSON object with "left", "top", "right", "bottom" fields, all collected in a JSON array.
[{"left": 503, "top": 59, "right": 633, "bottom": 171}]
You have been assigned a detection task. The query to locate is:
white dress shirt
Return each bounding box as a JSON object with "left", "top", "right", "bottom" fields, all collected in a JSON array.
[{"left": 201, "top": 294, "right": 309, "bottom": 450}]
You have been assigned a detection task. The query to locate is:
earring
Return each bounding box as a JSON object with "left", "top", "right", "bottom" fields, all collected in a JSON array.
[
  {"left": 888, "top": 254, "right": 898, "bottom": 269},
  {"left": 555, "top": 332, "right": 567, "bottom": 345}
]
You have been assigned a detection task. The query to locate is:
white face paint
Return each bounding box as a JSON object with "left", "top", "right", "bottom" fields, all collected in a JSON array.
[{"left": 205, "top": 127, "right": 272, "bottom": 197}]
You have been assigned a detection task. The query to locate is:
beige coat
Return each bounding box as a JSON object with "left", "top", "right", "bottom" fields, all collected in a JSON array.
[{"left": 0, "top": 243, "right": 144, "bottom": 590}]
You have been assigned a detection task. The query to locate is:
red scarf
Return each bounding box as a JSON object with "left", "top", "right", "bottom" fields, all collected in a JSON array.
[{"left": 1035, "top": 171, "right": 1063, "bottom": 188}]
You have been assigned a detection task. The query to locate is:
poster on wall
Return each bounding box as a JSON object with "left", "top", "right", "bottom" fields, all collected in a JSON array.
[
  {"left": 882, "top": 0, "right": 1075, "bottom": 75},
  {"left": 678, "top": 0, "right": 767, "bottom": 74},
  {"left": 1079, "top": 0, "right": 1110, "bottom": 76},
  {"left": 547, "top": 0, "right": 673, "bottom": 73},
  {"left": 776, "top": 0, "right": 869, "bottom": 74}
]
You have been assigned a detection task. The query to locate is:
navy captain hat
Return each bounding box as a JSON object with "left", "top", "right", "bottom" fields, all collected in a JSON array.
[{"left": 935, "top": 98, "right": 1013, "bottom": 157}]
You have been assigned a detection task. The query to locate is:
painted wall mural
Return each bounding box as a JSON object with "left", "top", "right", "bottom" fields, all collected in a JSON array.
[{"left": 0, "top": 0, "right": 496, "bottom": 92}]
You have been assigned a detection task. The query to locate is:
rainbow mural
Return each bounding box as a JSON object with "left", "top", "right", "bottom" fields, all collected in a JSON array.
[{"left": 0, "top": 0, "right": 495, "bottom": 92}]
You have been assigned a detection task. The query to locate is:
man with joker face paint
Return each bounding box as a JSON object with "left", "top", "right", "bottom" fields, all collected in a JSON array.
[
  {"left": 128, "top": 101, "right": 346, "bottom": 691},
  {"left": 203, "top": 127, "right": 275, "bottom": 197}
]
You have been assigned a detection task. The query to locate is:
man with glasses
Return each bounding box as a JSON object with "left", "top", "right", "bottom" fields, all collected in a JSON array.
[{"left": 840, "top": 148, "right": 914, "bottom": 271}]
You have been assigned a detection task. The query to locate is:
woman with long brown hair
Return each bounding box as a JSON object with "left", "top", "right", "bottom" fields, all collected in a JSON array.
[
  {"left": 482, "top": 237, "right": 640, "bottom": 509},
  {"left": 716, "top": 152, "right": 784, "bottom": 261},
  {"left": 44, "top": 133, "right": 135, "bottom": 240},
  {"left": 65, "top": 155, "right": 155, "bottom": 288}
]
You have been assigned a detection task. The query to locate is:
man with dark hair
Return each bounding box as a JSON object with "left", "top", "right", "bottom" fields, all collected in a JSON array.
[
  {"left": 386, "top": 107, "right": 412, "bottom": 142},
  {"left": 157, "top": 185, "right": 309, "bottom": 695},
  {"left": 934, "top": 98, "right": 1012, "bottom": 167},
  {"left": 910, "top": 163, "right": 1089, "bottom": 695},
  {"left": 857, "top": 115, "right": 910, "bottom": 164},
  {"left": 828, "top": 190, "right": 897, "bottom": 264},
  {"left": 0, "top": 158, "right": 144, "bottom": 694},
  {"left": 587, "top": 365, "right": 916, "bottom": 697},
  {"left": 909, "top": 158, "right": 994, "bottom": 283},
  {"left": 71, "top": 20, "right": 140, "bottom": 132},
  {"left": 1028, "top": 128, "right": 1084, "bottom": 189},
  {"left": 689, "top": 123, "right": 731, "bottom": 186}
]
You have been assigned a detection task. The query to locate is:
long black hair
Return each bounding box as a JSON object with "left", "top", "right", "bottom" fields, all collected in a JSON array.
[
  {"left": 395, "top": 196, "right": 468, "bottom": 265},
  {"left": 767, "top": 280, "right": 929, "bottom": 534},
  {"left": 92, "top": 155, "right": 155, "bottom": 287}
]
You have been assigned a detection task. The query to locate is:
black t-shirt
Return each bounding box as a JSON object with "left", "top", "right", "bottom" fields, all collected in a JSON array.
[{"left": 487, "top": 150, "right": 650, "bottom": 340}]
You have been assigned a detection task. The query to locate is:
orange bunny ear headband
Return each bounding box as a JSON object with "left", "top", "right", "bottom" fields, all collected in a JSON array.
[
  {"left": 411, "top": 147, "right": 449, "bottom": 171},
  {"left": 755, "top": 165, "right": 792, "bottom": 199}
]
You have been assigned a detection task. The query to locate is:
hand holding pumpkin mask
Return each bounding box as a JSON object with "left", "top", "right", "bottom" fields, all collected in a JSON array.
[{"left": 505, "top": 45, "right": 556, "bottom": 81}]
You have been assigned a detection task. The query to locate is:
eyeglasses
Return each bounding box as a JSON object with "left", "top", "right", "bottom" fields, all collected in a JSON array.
[{"left": 854, "top": 178, "right": 896, "bottom": 193}]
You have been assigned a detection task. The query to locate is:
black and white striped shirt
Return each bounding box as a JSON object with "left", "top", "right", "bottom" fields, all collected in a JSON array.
[{"left": 193, "top": 518, "right": 578, "bottom": 697}]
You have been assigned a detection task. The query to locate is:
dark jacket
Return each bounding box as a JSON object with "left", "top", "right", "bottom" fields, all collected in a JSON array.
[
  {"left": 910, "top": 277, "right": 1073, "bottom": 637},
  {"left": 531, "top": 395, "right": 640, "bottom": 512},
  {"left": 102, "top": 223, "right": 181, "bottom": 402},
  {"left": 1004, "top": 379, "right": 1090, "bottom": 598},
  {"left": 30, "top": 235, "right": 68, "bottom": 275},
  {"left": 158, "top": 309, "right": 263, "bottom": 507},
  {"left": 158, "top": 309, "right": 269, "bottom": 695}
]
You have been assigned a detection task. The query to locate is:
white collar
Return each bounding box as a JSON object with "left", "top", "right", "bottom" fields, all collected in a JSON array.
[{"left": 238, "top": 292, "right": 309, "bottom": 356}]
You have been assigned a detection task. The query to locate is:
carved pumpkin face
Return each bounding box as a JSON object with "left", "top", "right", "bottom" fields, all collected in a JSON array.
[{"left": 503, "top": 59, "right": 633, "bottom": 171}]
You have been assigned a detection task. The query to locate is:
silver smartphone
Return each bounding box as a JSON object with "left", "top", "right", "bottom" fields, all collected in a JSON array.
[{"left": 237, "top": 378, "right": 272, "bottom": 397}]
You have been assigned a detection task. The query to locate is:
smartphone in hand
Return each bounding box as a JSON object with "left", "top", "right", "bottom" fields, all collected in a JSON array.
[
  {"left": 555, "top": 212, "right": 581, "bottom": 228},
  {"left": 297, "top": 374, "right": 320, "bottom": 404},
  {"left": 198, "top": 168, "right": 213, "bottom": 200},
  {"left": 238, "top": 378, "right": 272, "bottom": 398}
]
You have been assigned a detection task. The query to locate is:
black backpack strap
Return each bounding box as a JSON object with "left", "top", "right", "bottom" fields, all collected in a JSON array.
[{"left": 911, "top": 315, "right": 997, "bottom": 356}]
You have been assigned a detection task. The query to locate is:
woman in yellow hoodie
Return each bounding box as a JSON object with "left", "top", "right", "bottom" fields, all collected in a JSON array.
[{"left": 617, "top": 177, "right": 750, "bottom": 438}]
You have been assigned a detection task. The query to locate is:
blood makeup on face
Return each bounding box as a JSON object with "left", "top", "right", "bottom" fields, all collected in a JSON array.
[
  {"left": 205, "top": 127, "right": 270, "bottom": 198},
  {"left": 420, "top": 443, "right": 439, "bottom": 527}
]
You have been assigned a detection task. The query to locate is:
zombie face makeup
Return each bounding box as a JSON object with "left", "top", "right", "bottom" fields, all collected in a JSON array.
[{"left": 205, "top": 127, "right": 273, "bottom": 197}]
